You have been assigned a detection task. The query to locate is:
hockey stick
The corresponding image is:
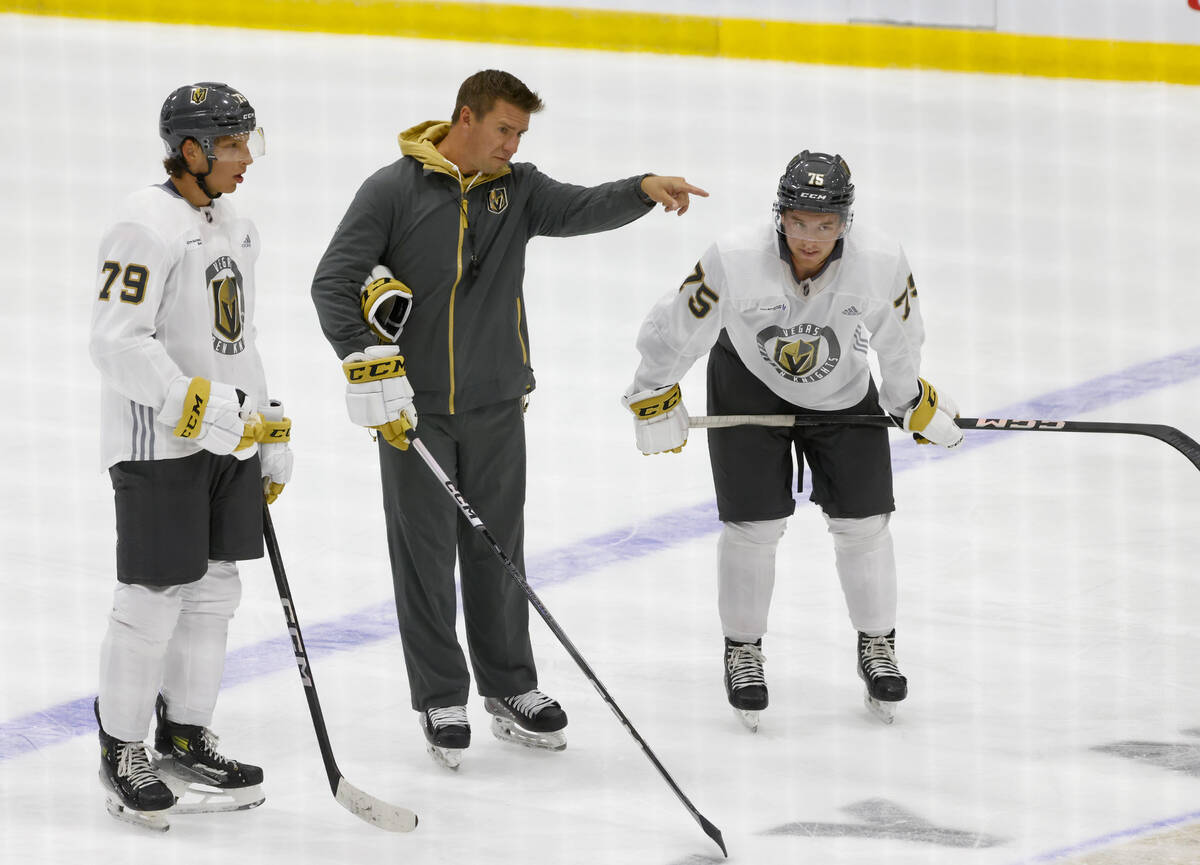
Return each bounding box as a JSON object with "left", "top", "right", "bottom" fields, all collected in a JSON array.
[
  {"left": 407, "top": 434, "right": 728, "bottom": 858},
  {"left": 262, "top": 505, "right": 419, "bottom": 832},
  {"left": 688, "top": 414, "right": 1200, "bottom": 473}
]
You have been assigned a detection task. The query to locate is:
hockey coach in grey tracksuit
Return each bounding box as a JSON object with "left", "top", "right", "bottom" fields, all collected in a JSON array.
[{"left": 311, "top": 69, "right": 705, "bottom": 762}]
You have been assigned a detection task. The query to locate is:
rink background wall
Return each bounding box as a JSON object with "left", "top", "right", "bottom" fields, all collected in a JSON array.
[{"left": 3, "top": 0, "right": 1199, "bottom": 83}]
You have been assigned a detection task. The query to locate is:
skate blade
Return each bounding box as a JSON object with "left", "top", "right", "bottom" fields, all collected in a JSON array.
[
  {"left": 864, "top": 693, "right": 898, "bottom": 725},
  {"left": 489, "top": 716, "right": 567, "bottom": 751},
  {"left": 159, "top": 773, "right": 265, "bottom": 814},
  {"left": 104, "top": 794, "right": 171, "bottom": 832},
  {"left": 426, "top": 743, "right": 464, "bottom": 771},
  {"left": 155, "top": 757, "right": 265, "bottom": 813},
  {"left": 734, "top": 708, "right": 760, "bottom": 732}
]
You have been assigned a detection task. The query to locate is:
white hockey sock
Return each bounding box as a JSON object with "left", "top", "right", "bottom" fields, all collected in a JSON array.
[
  {"left": 161, "top": 560, "right": 242, "bottom": 728},
  {"left": 825, "top": 514, "right": 897, "bottom": 635},
  {"left": 718, "top": 518, "right": 786, "bottom": 642},
  {"left": 98, "top": 583, "right": 184, "bottom": 743}
]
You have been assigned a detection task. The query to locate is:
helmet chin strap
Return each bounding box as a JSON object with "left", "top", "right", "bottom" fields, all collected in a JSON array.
[{"left": 191, "top": 156, "right": 223, "bottom": 201}]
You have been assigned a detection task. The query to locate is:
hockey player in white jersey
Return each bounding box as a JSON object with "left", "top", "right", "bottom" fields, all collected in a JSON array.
[
  {"left": 624, "top": 151, "right": 962, "bottom": 727},
  {"left": 89, "top": 83, "right": 292, "bottom": 830}
]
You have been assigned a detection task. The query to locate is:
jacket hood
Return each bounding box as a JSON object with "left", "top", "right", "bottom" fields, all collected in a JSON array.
[{"left": 397, "top": 120, "right": 511, "bottom": 185}]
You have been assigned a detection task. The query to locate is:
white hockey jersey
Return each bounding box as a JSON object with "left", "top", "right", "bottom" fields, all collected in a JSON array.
[
  {"left": 629, "top": 222, "right": 925, "bottom": 416},
  {"left": 89, "top": 183, "right": 268, "bottom": 469}
]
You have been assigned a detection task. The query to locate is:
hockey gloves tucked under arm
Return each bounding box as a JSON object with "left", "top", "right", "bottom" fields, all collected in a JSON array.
[
  {"left": 159, "top": 376, "right": 262, "bottom": 458},
  {"left": 343, "top": 345, "right": 417, "bottom": 451},
  {"left": 257, "top": 400, "right": 293, "bottom": 503},
  {"left": 899, "top": 378, "right": 963, "bottom": 448},
  {"left": 624, "top": 383, "right": 689, "bottom": 455},
  {"left": 361, "top": 265, "right": 413, "bottom": 344}
]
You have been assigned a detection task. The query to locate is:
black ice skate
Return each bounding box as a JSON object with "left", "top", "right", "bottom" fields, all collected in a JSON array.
[
  {"left": 95, "top": 698, "right": 176, "bottom": 831},
  {"left": 483, "top": 690, "right": 568, "bottom": 751},
  {"left": 420, "top": 706, "right": 471, "bottom": 770},
  {"left": 724, "top": 638, "right": 768, "bottom": 732},
  {"left": 857, "top": 630, "right": 907, "bottom": 724},
  {"left": 152, "top": 695, "right": 265, "bottom": 813}
]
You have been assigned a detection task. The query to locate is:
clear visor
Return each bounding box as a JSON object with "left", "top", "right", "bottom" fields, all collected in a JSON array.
[
  {"left": 212, "top": 128, "right": 266, "bottom": 162},
  {"left": 774, "top": 208, "right": 851, "bottom": 242}
]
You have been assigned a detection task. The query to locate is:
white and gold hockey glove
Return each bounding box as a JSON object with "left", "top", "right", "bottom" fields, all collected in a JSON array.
[
  {"left": 159, "top": 376, "right": 262, "bottom": 457},
  {"left": 343, "top": 345, "right": 417, "bottom": 451},
  {"left": 257, "top": 399, "right": 293, "bottom": 504},
  {"left": 624, "top": 383, "right": 688, "bottom": 455},
  {"left": 900, "top": 377, "right": 963, "bottom": 448},
  {"left": 360, "top": 265, "right": 414, "bottom": 344}
]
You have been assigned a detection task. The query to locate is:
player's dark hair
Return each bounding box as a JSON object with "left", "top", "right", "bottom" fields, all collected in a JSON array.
[
  {"left": 163, "top": 151, "right": 189, "bottom": 178},
  {"left": 450, "top": 69, "right": 544, "bottom": 124}
]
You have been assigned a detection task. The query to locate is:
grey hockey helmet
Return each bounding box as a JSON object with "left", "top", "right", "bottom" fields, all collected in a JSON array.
[
  {"left": 159, "top": 82, "right": 261, "bottom": 160},
  {"left": 773, "top": 151, "right": 854, "bottom": 239}
]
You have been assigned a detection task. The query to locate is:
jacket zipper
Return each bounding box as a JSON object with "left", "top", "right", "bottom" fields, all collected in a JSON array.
[
  {"left": 447, "top": 175, "right": 480, "bottom": 415},
  {"left": 516, "top": 297, "right": 527, "bottom": 365}
]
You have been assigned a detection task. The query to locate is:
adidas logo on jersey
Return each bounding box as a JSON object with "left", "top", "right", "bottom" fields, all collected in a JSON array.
[
  {"left": 241, "top": 235, "right": 252, "bottom": 248},
  {"left": 841, "top": 305, "right": 861, "bottom": 315}
]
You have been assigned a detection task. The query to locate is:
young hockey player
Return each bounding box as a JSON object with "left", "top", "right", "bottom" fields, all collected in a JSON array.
[
  {"left": 89, "top": 82, "right": 292, "bottom": 829},
  {"left": 311, "top": 69, "right": 706, "bottom": 769},
  {"left": 624, "top": 151, "right": 962, "bottom": 728}
]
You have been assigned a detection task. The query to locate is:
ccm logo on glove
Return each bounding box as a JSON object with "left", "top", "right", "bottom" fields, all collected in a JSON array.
[
  {"left": 629, "top": 384, "right": 682, "bottom": 418},
  {"left": 345, "top": 356, "right": 406, "bottom": 382},
  {"left": 173, "top": 379, "right": 213, "bottom": 439}
]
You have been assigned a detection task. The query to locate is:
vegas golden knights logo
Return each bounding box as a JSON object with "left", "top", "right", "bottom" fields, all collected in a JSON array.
[
  {"left": 756, "top": 323, "right": 841, "bottom": 383},
  {"left": 775, "top": 337, "right": 820, "bottom": 376},
  {"left": 487, "top": 186, "right": 509, "bottom": 214},
  {"left": 190, "top": 87, "right": 208, "bottom": 105},
  {"left": 206, "top": 255, "right": 247, "bottom": 355}
]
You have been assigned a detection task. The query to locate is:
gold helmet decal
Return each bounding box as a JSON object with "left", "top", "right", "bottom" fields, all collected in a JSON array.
[{"left": 190, "top": 87, "right": 209, "bottom": 105}]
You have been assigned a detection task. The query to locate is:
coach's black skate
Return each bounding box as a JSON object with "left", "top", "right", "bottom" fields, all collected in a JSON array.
[
  {"left": 95, "top": 698, "right": 175, "bottom": 831},
  {"left": 420, "top": 706, "right": 471, "bottom": 770},
  {"left": 724, "top": 638, "right": 768, "bottom": 732},
  {"left": 152, "top": 695, "right": 264, "bottom": 813},
  {"left": 857, "top": 630, "right": 907, "bottom": 724},
  {"left": 484, "top": 690, "right": 568, "bottom": 751}
]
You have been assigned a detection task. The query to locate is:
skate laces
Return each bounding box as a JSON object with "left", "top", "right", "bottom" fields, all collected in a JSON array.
[
  {"left": 726, "top": 643, "right": 766, "bottom": 690},
  {"left": 173, "top": 725, "right": 237, "bottom": 768},
  {"left": 860, "top": 634, "right": 901, "bottom": 678},
  {"left": 194, "top": 728, "right": 230, "bottom": 764},
  {"left": 507, "top": 690, "right": 557, "bottom": 718},
  {"left": 427, "top": 706, "right": 469, "bottom": 729},
  {"left": 116, "top": 742, "right": 162, "bottom": 790}
]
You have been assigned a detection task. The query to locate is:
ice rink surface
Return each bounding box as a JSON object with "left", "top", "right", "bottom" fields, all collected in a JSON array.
[{"left": 3, "top": 11, "right": 1200, "bottom": 864}]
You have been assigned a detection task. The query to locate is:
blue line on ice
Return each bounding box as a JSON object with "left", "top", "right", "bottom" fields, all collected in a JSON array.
[
  {"left": 1007, "top": 807, "right": 1200, "bottom": 864},
  {"left": 3, "top": 343, "right": 1200, "bottom": 766}
]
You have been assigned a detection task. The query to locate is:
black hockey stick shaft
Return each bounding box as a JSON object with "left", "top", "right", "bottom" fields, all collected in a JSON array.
[
  {"left": 689, "top": 414, "right": 1200, "bottom": 473},
  {"left": 262, "top": 505, "right": 418, "bottom": 832},
  {"left": 407, "top": 434, "right": 727, "bottom": 857}
]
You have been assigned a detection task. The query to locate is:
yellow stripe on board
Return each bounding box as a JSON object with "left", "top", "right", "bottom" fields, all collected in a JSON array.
[{"left": 4, "top": 0, "right": 1198, "bottom": 84}]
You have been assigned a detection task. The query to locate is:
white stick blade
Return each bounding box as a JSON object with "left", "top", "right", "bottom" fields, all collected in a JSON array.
[{"left": 334, "top": 778, "right": 418, "bottom": 832}]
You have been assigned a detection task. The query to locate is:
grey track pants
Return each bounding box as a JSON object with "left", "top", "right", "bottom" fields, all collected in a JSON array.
[{"left": 377, "top": 398, "right": 537, "bottom": 710}]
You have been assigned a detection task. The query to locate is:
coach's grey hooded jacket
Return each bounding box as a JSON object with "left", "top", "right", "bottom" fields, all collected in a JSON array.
[{"left": 311, "top": 120, "right": 655, "bottom": 415}]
